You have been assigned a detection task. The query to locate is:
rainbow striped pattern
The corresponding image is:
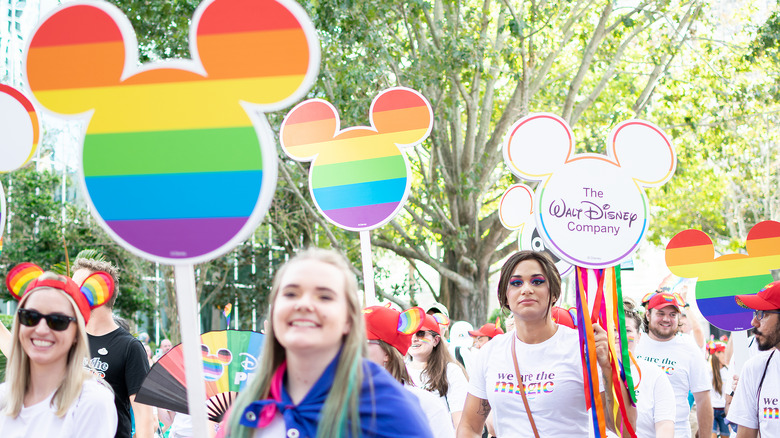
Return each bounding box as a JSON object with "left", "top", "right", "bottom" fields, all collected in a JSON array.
[
  {"left": 202, "top": 348, "right": 231, "bottom": 381},
  {"left": 25, "top": 0, "right": 318, "bottom": 263},
  {"left": 397, "top": 307, "right": 425, "bottom": 335},
  {"left": 80, "top": 271, "right": 114, "bottom": 307},
  {"left": 764, "top": 408, "right": 780, "bottom": 419},
  {"left": 5, "top": 262, "right": 44, "bottom": 300},
  {"left": 665, "top": 221, "right": 780, "bottom": 331},
  {"left": 280, "top": 87, "right": 432, "bottom": 231},
  {"left": 0, "top": 84, "right": 39, "bottom": 172}
]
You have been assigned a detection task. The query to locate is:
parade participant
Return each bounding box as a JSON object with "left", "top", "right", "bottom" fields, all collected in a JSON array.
[
  {"left": 364, "top": 305, "right": 455, "bottom": 438},
  {"left": 635, "top": 291, "right": 712, "bottom": 438},
  {"left": 468, "top": 322, "right": 504, "bottom": 350},
  {"left": 457, "top": 250, "right": 629, "bottom": 438},
  {"left": 0, "top": 266, "right": 117, "bottom": 436},
  {"left": 221, "top": 248, "right": 433, "bottom": 438},
  {"left": 707, "top": 338, "right": 732, "bottom": 438},
  {"left": 726, "top": 281, "right": 780, "bottom": 438},
  {"left": 73, "top": 256, "right": 154, "bottom": 438},
  {"left": 408, "top": 313, "right": 470, "bottom": 429},
  {"left": 623, "top": 299, "right": 675, "bottom": 438}
]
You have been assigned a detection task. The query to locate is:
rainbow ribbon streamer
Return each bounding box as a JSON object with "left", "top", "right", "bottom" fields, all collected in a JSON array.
[{"left": 575, "top": 266, "right": 637, "bottom": 438}]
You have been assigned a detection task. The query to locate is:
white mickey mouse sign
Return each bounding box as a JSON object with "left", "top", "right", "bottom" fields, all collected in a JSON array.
[{"left": 503, "top": 114, "right": 676, "bottom": 269}]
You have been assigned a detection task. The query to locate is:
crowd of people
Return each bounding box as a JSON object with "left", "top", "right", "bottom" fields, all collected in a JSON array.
[{"left": 0, "top": 248, "right": 778, "bottom": 438}]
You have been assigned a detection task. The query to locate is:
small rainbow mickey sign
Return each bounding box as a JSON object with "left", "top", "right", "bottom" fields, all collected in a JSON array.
[
  {"left": 24, "top": 0, "right": 319, "bottom": 264},
  {"left": 665, "top": 221, "right": 780, "bottom": 331},
  {"left": 280, "top": 87, "right": 433, "bottom": 231},
  {"left": 503, "top": 114, "right": 676, "bottom": 269},
  {"left": 0, "top": 84, "right": 40, "bottom": 248}
]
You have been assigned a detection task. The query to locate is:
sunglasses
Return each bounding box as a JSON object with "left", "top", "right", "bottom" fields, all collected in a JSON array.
[
  {"left": 754, "top": 309, "right": 780, "bottom": 321},
  {"left": 414, "top": 330, "right": 438, "bottom": 339},
  {"left": 18, "top": 308, "right": 77, "bottom": 331}
]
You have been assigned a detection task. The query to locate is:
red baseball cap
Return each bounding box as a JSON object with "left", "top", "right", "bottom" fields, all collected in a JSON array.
[
  {"left": 551, "top": 306, "right": 577, "bottom": 329},
  {"left": 646, "top": 292, "right": 684, "bottom": 311},
  {"left": 364, "top": 306, "right": 426, "bottom": 355},
  {"left": 736, "top": 281, "right": 780, "bottom": 311},
  {"left": 468, "top": 323, "right": 504, "bottom": 338}
]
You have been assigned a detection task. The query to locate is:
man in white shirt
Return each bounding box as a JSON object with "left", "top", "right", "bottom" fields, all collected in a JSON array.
[
  {"left": 726, "top": 281, "right": 780, "bottom": 438},
  {"left": 635, "top": 292, "right": 712, "bottom": 438}
]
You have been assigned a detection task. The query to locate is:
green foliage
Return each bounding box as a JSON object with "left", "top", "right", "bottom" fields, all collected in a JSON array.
[{"left": 105, "top": 0, "right": 200, "bottom": 61}]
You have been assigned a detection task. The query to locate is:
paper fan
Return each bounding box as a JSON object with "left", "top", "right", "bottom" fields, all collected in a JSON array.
[{"left": 135, "top": 330, "right": 264, "bottom": 422}]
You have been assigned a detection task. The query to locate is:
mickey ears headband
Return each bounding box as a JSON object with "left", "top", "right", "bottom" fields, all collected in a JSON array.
[
  {"left": 431, "top": 312, "right": 450, "bottom": 327},
  {"left": 397, "top": 307, "right": 426, "bottom": 335},
  {"left": 6, "top": 263, "right": 115, "bottom": 322}
]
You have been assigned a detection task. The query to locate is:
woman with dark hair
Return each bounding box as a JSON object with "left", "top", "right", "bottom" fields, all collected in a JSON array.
[
  {"left": 457, "top": 250, "right": 627, "bottom": 437},
  {"left": 408, "top": 313, "right": 469, "bottom": 430},
  {"left": 363, "top": 305, "right": 455, "bottom": 438},
  {"left": 219, "top": 249, "right": 432, "bottom": 438}
]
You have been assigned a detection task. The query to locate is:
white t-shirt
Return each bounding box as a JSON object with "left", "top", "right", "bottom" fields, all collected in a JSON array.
[
  {"left": 635, "top": 334, "right": 710, "bottom": 438},
  {"left": 708, "top": 365, "right": 734, "bottom": 409},
  {"left": 727, "top": 349, "right": 779, "bottom": 436},
  {"left": 408, "top": 362, "right": 468, "bottom": 414},
  {"left": 405, "top": 385, "right": 455, "bottom": 438},
  {"left": 633, "top": 357, "right": 676, "bottom": 438},
  {"left": 468, "top": 327, "right": 596, "bottom": 438},
  {"left": 0, "top": 378, "right": 117, "bottom": 437}
]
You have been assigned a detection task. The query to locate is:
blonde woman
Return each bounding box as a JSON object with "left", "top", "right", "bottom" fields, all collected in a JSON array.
[
  {"left": 0, "top": 264, "right": 117, "bottom": 436},
  {"left": 220, "top": 249, "right": 432, "bottom": 437}
]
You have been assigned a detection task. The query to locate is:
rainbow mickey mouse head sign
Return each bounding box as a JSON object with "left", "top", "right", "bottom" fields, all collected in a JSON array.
[
  {"left": 280, "top": 87, "right": 433, "bottom": 232},
  {"left": 503, "top": 114, "right": 676, "bottom": 269},
  {"left": 24, "top": 0, "right": 319, "bottom": 264}
]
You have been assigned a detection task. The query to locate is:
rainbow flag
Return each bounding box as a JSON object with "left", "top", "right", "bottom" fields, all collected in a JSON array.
[
  {"left": 665, "top": 222, "right": 780, "bottom": 331},
  {"left": 25, "top": 0, "right": 317, "bottom": 261},
  {"left": 280, "top": 88, "right": 432, "bottom": 231}
]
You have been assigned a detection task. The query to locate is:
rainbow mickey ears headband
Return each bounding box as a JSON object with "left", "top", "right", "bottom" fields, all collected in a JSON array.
[
  {"left": 364, "top": 306, "right": 426, "bottom": 355},
  {"left": 6, "top": 263, "right": 115, "bottom": 324}
]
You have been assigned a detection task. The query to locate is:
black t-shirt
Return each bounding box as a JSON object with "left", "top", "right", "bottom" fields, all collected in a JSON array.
[{"left": 87, "top": 327, "right": 151, "bottom": 438}]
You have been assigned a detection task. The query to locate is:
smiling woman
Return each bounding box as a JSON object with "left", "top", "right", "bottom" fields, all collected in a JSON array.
[
  {"left": 0, "top": 267, "right": 117, "bottom": 437},
  {"left": 221, "top": 248, "right": 433, "bottom": 438}
]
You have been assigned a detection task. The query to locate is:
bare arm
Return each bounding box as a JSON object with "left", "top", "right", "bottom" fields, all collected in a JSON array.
[
  {"left": 654, "top": 419, "right": 674, "bottom": 438},
  {"left": 692, "top": 390, "right": 713, "bottom": 438},
  {"left": 0, "top": 322, "right": 11, "bottom": 358},
  {"left": 451, "top": 411, "right": 462, "bottom": 431},
  {"left": 130, "top": 394, "right": 155, "bottom": 438},
  {"left": 455, "top": 394, "right": 490, "bottom": 438},
  {"left": 735, "top": 426, "right": 758, "bottom": 438}
]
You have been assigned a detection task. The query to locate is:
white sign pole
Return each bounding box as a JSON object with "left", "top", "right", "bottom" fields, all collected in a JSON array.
[
  {"left": 174, "top": 265, "right": 208, "bottom": 438},
  {"left": 359, "top": 230, "right": 375, "bottom": 305}
]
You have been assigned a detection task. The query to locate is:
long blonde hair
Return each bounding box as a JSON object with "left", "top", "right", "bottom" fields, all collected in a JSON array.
[
  {"left": 3, "top": 273, "right": 95, "bottom": 418},
  {"left": 227, "top": 248, "right": 367, "bottom": 438}
]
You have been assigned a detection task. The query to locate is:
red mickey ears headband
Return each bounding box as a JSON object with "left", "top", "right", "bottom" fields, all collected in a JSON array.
[{"left": 6, "top": 263, "right": 115, "bottom": 324}]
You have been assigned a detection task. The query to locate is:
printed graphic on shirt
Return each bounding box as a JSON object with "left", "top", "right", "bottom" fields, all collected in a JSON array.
[
  {"left": 636, "top": 355, "right": 676, "bottom": 375},
  {"left": 86, "top": 356, "right": 109, "bottom": 379},
  {"left": 764, "top": 397, "right": 780, "bottom": 420},
  {"left": 493, "top": 370, "right": 557, "bottom": 399}
]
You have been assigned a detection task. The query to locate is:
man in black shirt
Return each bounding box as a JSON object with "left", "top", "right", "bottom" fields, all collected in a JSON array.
[{"left": 74, "top": 257, "right": 153, "bottom": 438}]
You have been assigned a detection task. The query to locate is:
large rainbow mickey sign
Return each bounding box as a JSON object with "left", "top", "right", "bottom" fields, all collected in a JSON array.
[
  {"left": 23, "top": 1, "right": 319, "bottom": 435},
  {"left": 24, "top": 0, "right": 319, "bottom": 265},
  {"left": 503, "top": 113, "right": 676, "bottom": 269}
]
